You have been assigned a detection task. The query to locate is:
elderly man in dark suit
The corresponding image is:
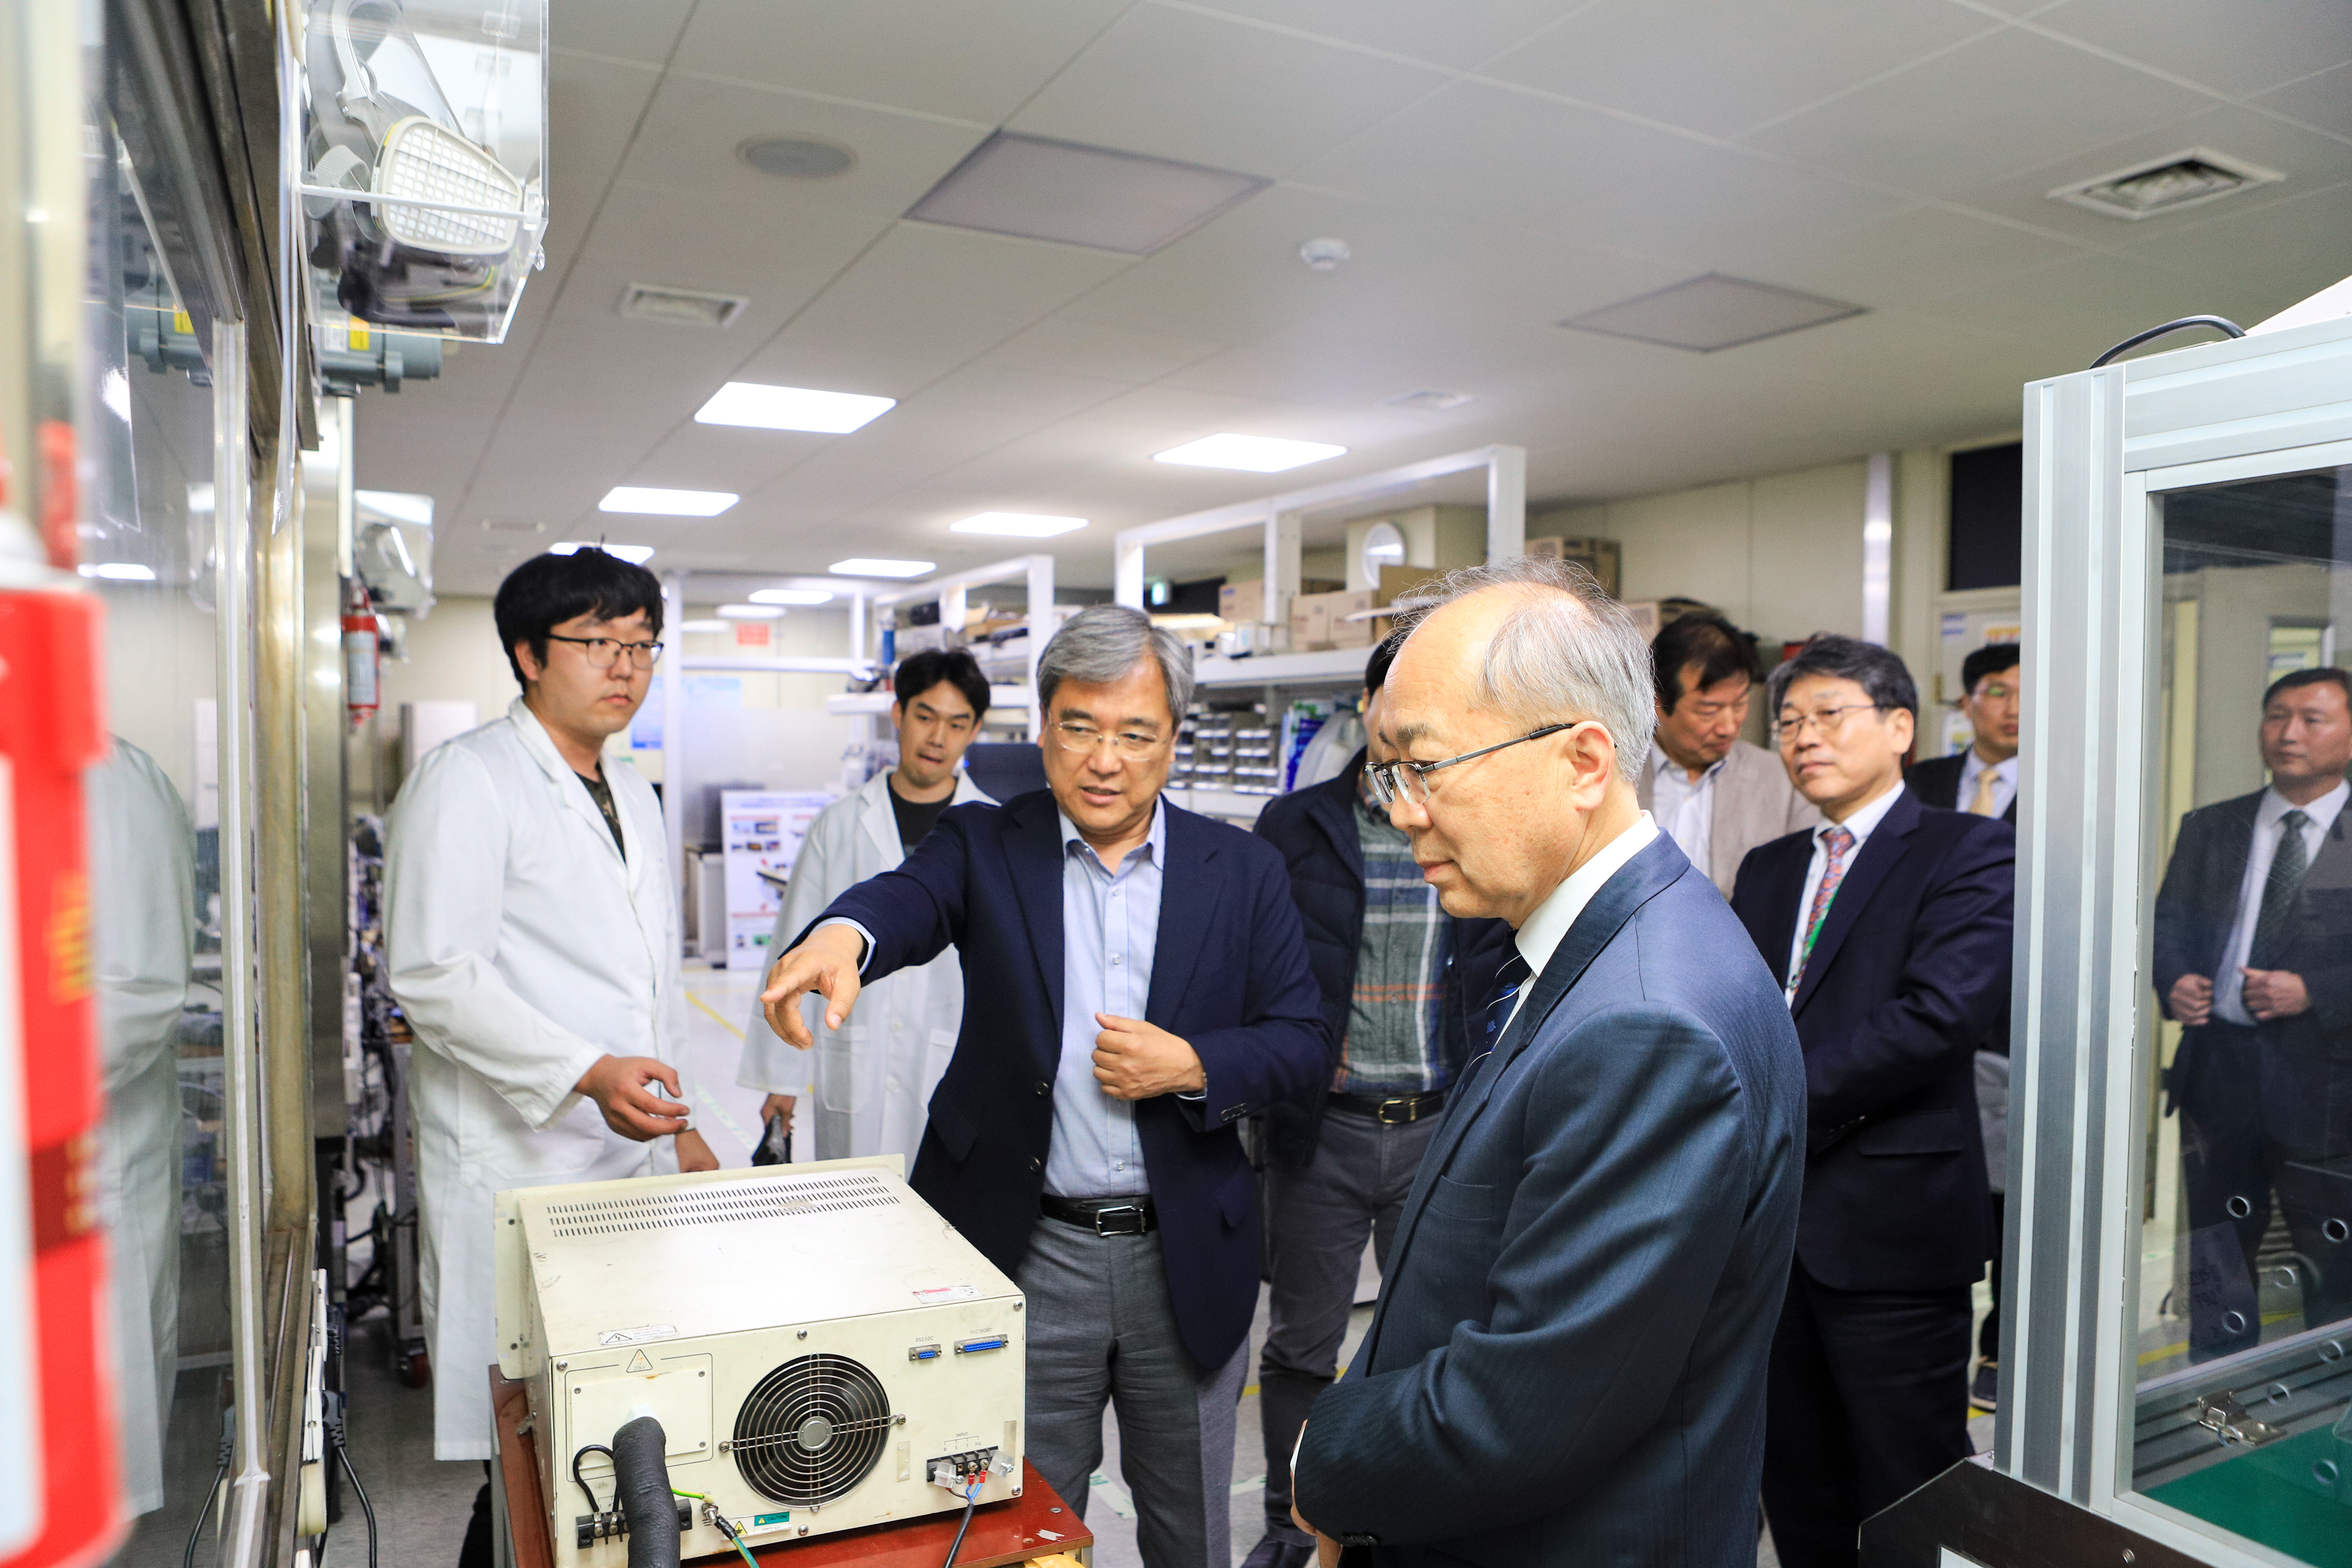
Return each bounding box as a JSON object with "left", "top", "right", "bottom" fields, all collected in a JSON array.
[
  {"left": 1731, "top": 634, "right": 2014, "bottom": 1568},
  {"left": 1288, "top": 558, "right": 1807, "bottom": 1567},
  {"left": 760, "top": 605, "right": 1327, "bottom": 1568},
  {"left": 2154, "top": 665, "right": 2352, "bottom": 1361}
]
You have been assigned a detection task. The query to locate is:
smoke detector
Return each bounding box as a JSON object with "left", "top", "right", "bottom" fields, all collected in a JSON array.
[
  {"left": 617, "top": 283, "right": 749, "bottom": 329},
  {"left": 2049, "top": 148, "right": 2283, "bottom": 220},
  {"left": 1299, "top": 238, "right": 1351, "bottom": 272},
  {"left": 1383, "top": 389, "right": 1473, "bottom": 412},
  {"left": 741, "top": 137, "right": 856, "bottom": 180}
]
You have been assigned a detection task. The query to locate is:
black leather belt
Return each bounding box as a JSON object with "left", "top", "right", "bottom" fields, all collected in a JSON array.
[
  {"left": 1040, "top": 1193, "right": 1156, "bottom": 1236},
  {"left": 1326, "top": 1088, "right": 1447, "bottom": 1125}
]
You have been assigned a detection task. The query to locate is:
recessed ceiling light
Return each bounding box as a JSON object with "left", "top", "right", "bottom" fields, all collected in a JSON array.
[
  {"left": 617, "top": 283, "right": 749, "bottom": 329},
  {"left": 717, "top": 604, "right": 784, "bottom": 619},
  {"left": 905, "top": 132, "right": 1267, "bottom": 256},
  {"left": 1154, "top": 435, "right": 1347, "bottom": 473},
  {"left": 750, "top": 587, "right": 835, "bottom": 605},
  {"left": 740, "top": 137, "right": 856, "bottom": 180},
  {"left": 831, "top": 558, "right": 935, "bottom": 578},
  {"left": 1558, "top": 274, "right": 1864, "bottom": 353},
  {"left": 598, "top": 487, "right": 737, "bottom": 517},
  {"left": 1383, "top": 389, "right": 1474, "bottom": 412},
  {"left": 2049, "top": 147, "right": 2283, "bottom": 220},
  {"left": 695, "top": 381, "right": 896, "bottom": 434},
  {"left": 950, "top": 512, "right": 1088, "bottom": 537},
  {"left": 78, "top": 562, "right": 156, "bottom": 581},
  {"left": 480, "top": 517, "right": 546, "bottom": 534},
  {"left": 680, "top": 618, "right": 730, "bottom": 633},
  {"left": 550, "top": 541, "right": 657, "bottom": 564}
]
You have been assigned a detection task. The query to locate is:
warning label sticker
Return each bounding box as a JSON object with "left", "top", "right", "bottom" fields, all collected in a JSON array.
[
  {"left": 914, "top": 1285, "right": 980, "bottom": 1304},
  {"left": 597, "top": 1324, "right": 678, "bottom": 1347}
]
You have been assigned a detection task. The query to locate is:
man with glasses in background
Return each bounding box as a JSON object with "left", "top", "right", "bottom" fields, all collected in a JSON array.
[
  {"left": 386, "top": 547, "right": 711, "bottom": 1567},
  {"left": 1638, "top": 612, "right": 1819, "bottom": 895},
  {"left": 1905, "top": 641, "right": 2020, "bottom": 1410},
  {"left": 758, "top": 605, "right": 1325, "bottom": 1568},
  {"left": 1729, "top": 634, "right": 2014, "bottom": 1568},
  {"left": 1288, "top": 559, "right": 1805, "bottom": 1568}
]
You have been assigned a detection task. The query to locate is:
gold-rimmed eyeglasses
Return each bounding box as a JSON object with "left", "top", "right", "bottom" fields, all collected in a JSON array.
[
  {"left": 1772, "top": 702, "right": 1886, "bottom": 744},
  {"left": 1364, "top": 723, "right": 1574, "bottom": 807},
  {"left": 547, "top": 634, "right": 664, "bottom": 670}
]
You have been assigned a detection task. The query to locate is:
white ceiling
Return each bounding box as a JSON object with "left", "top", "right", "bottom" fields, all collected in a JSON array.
[{"left": 373, "top": 0, "right": 2352, "bottom": 596}]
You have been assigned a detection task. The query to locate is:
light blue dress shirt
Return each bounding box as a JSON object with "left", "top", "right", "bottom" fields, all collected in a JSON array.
[{"left": 1046, "top": 801, "right": 1166, "bottom": 1199}]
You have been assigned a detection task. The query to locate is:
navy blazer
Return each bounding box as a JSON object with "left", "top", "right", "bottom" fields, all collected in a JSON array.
[
  {"left": 1252, "top": 751, "right": 1516, "bottom": 1166},
  {"left": 1730, "top": 788, "right": 2011, "bottom": 1291},
  {"left": 1906, "top": 750, "right": 2018, "bottom": 824},
  {"left": 1294, "top": 835, "right": 1806, "bottom": 1566},
  {"left": 815, "top": 788, "right": 1328, "bottom": 1370}
]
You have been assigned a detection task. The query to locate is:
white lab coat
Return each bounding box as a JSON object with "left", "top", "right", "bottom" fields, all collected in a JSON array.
[
  {"left": 737, "top": 768, "right": 992, "bottom": 1162},
  {"left": 385, "top": 698, "right": 686, "bottom": 1460},
  {"left": 87, "top": 737, "right": 194, "bottom": 1516}
]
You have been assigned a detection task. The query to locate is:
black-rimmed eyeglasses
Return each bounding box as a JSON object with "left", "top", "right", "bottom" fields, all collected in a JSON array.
[
  {"left": 1364, "top": 723, "right": 1574, "bottom": 807},
  {"left": 546, "top": 634, "right": 664, "bottom": 670}
]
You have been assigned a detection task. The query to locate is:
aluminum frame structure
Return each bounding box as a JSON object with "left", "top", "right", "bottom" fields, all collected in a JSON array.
[{"left": 1993, "top": 309, "right": 2352, "bottom": 1567}]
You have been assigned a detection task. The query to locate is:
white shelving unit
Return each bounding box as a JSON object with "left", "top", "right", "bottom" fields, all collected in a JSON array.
[
  {"left": 824, "top": 684, "right": 1033, "bottom": 720},
  {"left": 1165, "top": 785, "right": 1277, "bottom": 824},
  {"left": 1192, "top": 646, "right": 1370, "bottom": 688}
]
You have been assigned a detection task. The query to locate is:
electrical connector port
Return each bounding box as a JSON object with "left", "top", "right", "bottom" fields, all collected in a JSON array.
[
  {"left": 954, "top": 1335, "right": 1007, "bottom": 1355},
  {"left": 908, "top": 1343, "right": 941, "bottom": 1361},
  {"left": 574, "top": 1503, "right": 693, "bottom": 1549},
  {"left": 927, "top": 1447, "right": 1000, "bottom": 1492}
]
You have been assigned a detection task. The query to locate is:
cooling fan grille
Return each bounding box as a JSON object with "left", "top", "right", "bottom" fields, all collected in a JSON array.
[{"left": 727, "top": 1353, "right": 899, "bottom": 1505}]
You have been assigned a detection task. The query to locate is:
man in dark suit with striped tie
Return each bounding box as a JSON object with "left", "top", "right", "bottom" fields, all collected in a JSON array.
[
  {"left": 1730, "top": 635, "right": 2013, "bottom": 1568},
  {"left": 2154, "top": 665, "right": 2352, "bottom": 1361}
]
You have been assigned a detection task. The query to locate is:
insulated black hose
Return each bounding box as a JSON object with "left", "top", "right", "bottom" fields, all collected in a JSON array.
[{"left": 611, "top": 1416, "right": 679, "bottom": 1568}]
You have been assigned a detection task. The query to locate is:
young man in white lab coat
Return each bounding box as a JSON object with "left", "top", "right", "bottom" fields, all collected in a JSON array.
[
  {"left": 384, "top": 548, "right": 711, "bottom": 1556},
  {"left": 740, "top": 648, "right": 994, "bottom": 1161}
]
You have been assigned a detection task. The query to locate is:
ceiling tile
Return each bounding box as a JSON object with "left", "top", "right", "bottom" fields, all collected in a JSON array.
[
  {"left": 2031, "top": 0, "right": 2352, "bottom": 99},
  {"left": 563, "top": 182, "right": 889, "bottom": 332},
  {"left": 1906, "top": 251, "right": 2264, "bottom": 364},
  {"left": 2253, "top": 60, "right": 2352, "bottom": 139},
  {"left": 1174, "top": 0, "right": 1585, "bottom": 72},
  {"left": 549, "top": 0, "right": 697, "bottom": 69},
  {"left": 1563, "top": 147, "right": 1905, "bottom": 271},
  {"left": 2114, "top": 180, "right": 2352, "bottom": 309},
  {"left": 914, "top": 362, "right": 1135, "bottom": 420},
  {"left": 1481, "top": 0, "right": 1995, "bottom": 139},
  {"left": 1746, "top": 204, "right": 2092, "bottom": 309},
  {"left": 617, "top": 74, "right": 991, "bottom": 219},
  {"left": 670, "top": 0, "right": 1125, "bottom": 124},
  {"left": 978, "top": 317, "right": 1228, "bottom": 383},
  {"left": 1739, "top": 25, "right": 2217, "bottom": 198},
  {"left": 1007, "top": 5, "right": 1448, "bottom": 176}
]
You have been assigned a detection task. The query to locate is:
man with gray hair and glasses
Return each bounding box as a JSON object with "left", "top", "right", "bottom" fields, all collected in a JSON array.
[
  {"left": 759, "top": 605, "right": 1326, "bottom": 1568},
  {"left": 1288, "top": 559, "right": 1806, "bottom": 1566}
]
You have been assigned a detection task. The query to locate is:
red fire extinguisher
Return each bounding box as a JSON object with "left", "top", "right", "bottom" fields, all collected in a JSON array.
[
  {"left": 0, "top": 449, "right": 124, "bottom": 1568},
  {"left": 344, "top": 585, "right": 380, "bottom": 730}
]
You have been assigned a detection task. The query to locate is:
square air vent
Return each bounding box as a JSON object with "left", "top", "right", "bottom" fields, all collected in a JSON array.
[
  {"left": 617, "top": 283, "right": 749, "bottom": 329},
  {"left": 2048, "top": 148, "right": 2284, "bottom": 220},
  {"left": 905, "top": 132, "right": 1268, "bottom": 256},
  {"left": 1559, "top": 274, "right": 1865, "bottom": 352}
]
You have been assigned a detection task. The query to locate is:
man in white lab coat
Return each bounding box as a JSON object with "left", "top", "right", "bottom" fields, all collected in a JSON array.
[
  {"left": 740, "top": 648, "right": 994, "bottom": 1161},
  {"left": 385, "top": 548, "right": 710, "bottom": 1556}
]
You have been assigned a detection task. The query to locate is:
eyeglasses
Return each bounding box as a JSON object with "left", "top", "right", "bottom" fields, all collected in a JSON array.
[
  {"left": 1969, "top": 683, "right": 2017, "bottom": 704},
  {"left": 1053, "top": 719, "right": 1164, "bottom": 758},
  {"left": 547, "top": 634, "right": 663, "bottom": 669},
  {"left": 1772, "top": 702, "right": 1886, "bottom": 744},
  {"left": 1364, "top": 723, "right": 1574, "bottom": 807}
]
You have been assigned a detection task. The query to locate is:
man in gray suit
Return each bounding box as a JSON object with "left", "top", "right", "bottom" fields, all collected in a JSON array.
[
  {"left": 1289, "top": 559, "right": 1808, "bottom": 1566},
  {"left": 1638, "top": 613, "right": 1819, "bottom": 895}
]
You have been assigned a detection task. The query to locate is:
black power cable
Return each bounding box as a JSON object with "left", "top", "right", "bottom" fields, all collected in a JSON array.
[
  {"left": 572, "top": 1442, "right": 617, "bottom": 1516},
  {"left": 942, "top": 1479, "right": 980, "bottom": 1568},
  {"left": 2090, "top": 314, "right": 2245, "bottom": 368},
  {"left": 184, "top": 1407, "right": 235, "bottom": 1568},
  {"left": 323, "top": 1392, "right": 378, "bottom": 1568}
]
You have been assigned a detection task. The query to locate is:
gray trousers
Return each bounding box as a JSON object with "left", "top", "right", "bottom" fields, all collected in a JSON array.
[
  {"left": 1256, "top": 1107, "right": 1439, "bottom": 1541},
  {"left": 1016, "top": 1214, "right": 1249, "bottom": 1568}
]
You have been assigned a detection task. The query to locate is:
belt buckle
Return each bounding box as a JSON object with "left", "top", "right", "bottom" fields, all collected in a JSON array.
[
  {"left": 1375, "top": 1097, "right": 1415, "bottom": 1125},
  {"left": 1092, "top": 1203, "right": 1147, "bottom": 1237}
]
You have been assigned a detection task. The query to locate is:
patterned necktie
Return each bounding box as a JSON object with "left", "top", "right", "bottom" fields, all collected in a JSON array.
[
  {"left": 2248, "top": 809, "right": 2312, "bottom": 971},
  {"left": 1480, "top": 952, "right": 1534, "bottom": 1057},
  {"left": 1789, "top": 824, "right": 1855, "bottom": 997},
  {"left": 1967, "top": 765, "right": 2000, "bottom": 816}
]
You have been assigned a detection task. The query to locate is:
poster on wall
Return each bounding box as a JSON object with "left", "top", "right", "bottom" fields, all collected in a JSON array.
[{"left": 719, "top": 790, "right": 835, "bottom": 969}]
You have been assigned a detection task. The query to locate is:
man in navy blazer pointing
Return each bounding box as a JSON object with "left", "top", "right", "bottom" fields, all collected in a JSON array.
[
  {"left": 1289, "top": 560, "right": 1807, "bottom": 1567},
  {"left": 760, "top": 605, "right": 1327, "bottom": 1568}
]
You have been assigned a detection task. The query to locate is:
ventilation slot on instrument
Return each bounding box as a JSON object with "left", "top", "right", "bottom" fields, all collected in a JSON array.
[{"left": 543, "top": 1173, "right": 900, "bottom": 1237}]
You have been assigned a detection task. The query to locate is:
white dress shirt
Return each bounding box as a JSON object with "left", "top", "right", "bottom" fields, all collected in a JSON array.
[
  {"left": 2213, "top": 781, "right": 2349, "bottom": 1026},
  {"left": 1786, "top": 781, "right": 1908, "bottom": 995},
  {"left": 1651, "top": 748, "right": 1724, "bottom": 875},
  {"left": 1957, "top": 750, "right": 2018, "bottom": 819},
  {"left": 1505, "top": 813, "right": 1661, "bottom": 1032}
]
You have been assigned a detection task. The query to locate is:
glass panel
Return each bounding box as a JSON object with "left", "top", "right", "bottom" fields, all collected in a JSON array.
[
  {"left": 86, "top": 136, "right": 231, "bottom": 1560},
  {"left": 2134, "top": 463, "right": 2352, "bottom": 1551}
]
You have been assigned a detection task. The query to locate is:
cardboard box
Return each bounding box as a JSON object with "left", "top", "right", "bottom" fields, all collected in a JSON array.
[
  {"left": 1623, "top": 599, "right": 1662, "bottom": 642},
  {"left": 1378, "top": 566, "right": 1447, "bottom": 610},
  {"left": 1293, "top": 590, "right": 1380, "bottom": 650},
  {"left": 1523, "top": 536, "right": 1622, "bottom": 598},
  {"left": 1218, "top": 578, "right": 1265, "bottom": 624}
]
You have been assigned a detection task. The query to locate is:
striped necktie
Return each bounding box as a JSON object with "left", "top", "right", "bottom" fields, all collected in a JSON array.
[{"left": 1789, "top": 824, "right": 1855, "bottom": 999}]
